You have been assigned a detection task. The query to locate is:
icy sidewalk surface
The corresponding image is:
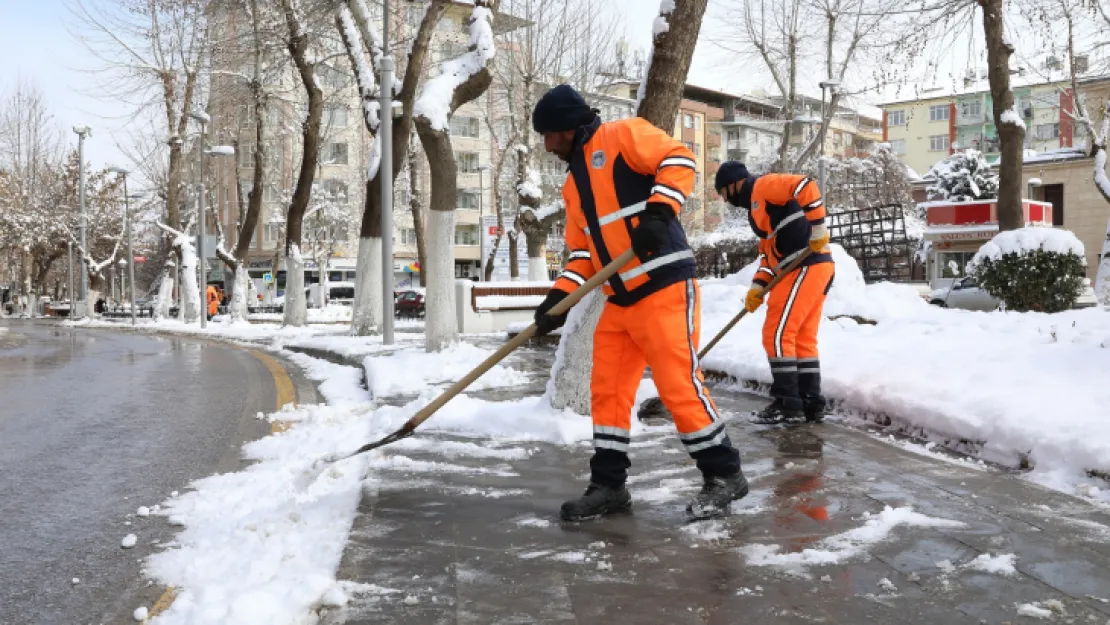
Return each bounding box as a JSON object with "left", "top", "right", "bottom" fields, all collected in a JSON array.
[{"left": 319, "top": 383, "right": 1110, "bottom": 625}]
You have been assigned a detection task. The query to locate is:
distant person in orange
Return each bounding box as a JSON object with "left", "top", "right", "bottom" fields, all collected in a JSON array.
[
  {"left": 206, "top": 284, "right": 219, "bottom": 320},
  {"left": 716, "top": 162, "right": 835, "bottom": 424},
  {"left": 531, "top": 84, "right": 747, "bottom": 522}
]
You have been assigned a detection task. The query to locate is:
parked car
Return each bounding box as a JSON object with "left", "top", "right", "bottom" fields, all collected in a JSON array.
[
  {"left": 929, "top": 276, "right": 1099, "bottom": 311},
  {"left": 394, "top": 290, "right": 425, "bottom": 318}
]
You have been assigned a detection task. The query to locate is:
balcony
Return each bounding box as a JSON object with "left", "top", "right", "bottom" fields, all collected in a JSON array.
[{"left": 454, "top": 244, "right": 480, "bottom": 261}]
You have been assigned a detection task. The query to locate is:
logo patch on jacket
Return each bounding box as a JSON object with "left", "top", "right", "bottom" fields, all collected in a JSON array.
[{"left": 591, "top": 150, "right": 606, "bottom": 169}]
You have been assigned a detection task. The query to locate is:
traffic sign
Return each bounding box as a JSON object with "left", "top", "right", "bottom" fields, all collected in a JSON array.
[
  {"left": 262, "top": 272, "right": 274, "bottom": 284},
  {"left": 133, "top": 255, "right": 146, "bottom": 263}
]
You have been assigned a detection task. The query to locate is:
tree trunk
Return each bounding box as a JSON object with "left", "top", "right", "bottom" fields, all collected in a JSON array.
[
  {"left": 508, "top": 230, "right": 521, "bottom": 280},
  {"left": 409, "top": 141, "right": 428, "bottom": 288},
  {"left": 416, "top": 118, "right": 461, "bottom": 351},
  {"left": 282, "top": 0, "right": 324, "bottom": 327},
  {"left": 980, "top": 0, "right": 1024, "bottom": 232},
  {"left": 635, "top": 0, "right": 709, "bottom": 129},
  {"left": 167, "top": 142, "right": 184, "bottom": 231},
  {"left": 351, "top": 177, "right": 384, "bottom": 335}
]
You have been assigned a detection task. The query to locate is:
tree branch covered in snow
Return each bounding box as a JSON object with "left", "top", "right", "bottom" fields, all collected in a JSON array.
[{"left": 413, "top": 3, "right": 496, "bottom": 131}]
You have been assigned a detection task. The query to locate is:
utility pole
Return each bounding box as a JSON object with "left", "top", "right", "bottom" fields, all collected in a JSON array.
[
  {"left": 190, "top": 111, "right": 210, "bottom": 328},
  {"left": 381, "top": 0, "right": 395, "bottom": 345},
  {"left": 477, "top": 164, "right": 489, "bottom": 280},
  {"left": 66, "top": 241, "right": 74, "bottom": 317},
  {"left": 73, "top": 126, "right": 91, "bottom": 316}
]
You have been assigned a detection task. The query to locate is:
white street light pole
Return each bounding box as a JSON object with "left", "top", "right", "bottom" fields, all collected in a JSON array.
[
  {"left": 190, "top": 111, "right": 210, "bottom": 328},
  {"left": 109, "top": 167, "right": 138, "bottom": 325},
  {"left": 381, "top": 0, "right": 395, "bottom": 345},
  {"left": 817, "top": 80, "right": 841, "bottom": 195},
  {"left": 73, "top": 126, "right": 91, "bottom": 316},
  {"left": 66, "top": 241, "right": 74, "bottom": 316}
]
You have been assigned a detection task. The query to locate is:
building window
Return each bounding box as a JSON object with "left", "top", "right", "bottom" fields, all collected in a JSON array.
[
  {"left": 264, "top": 223, "right": 283, "bottom": 245},
  {"left": 318, "top": 66, "right": 348, "bottom": 90},
  {"left": 457, "top": 189, "right": 479, "bottom": 210},
  {"left": 324, "top": 105, "right": 348, "bottom": 127},
  {"left": 450, "top": 116, "right": 480, "bottom": 138},
  {"left": 263, "top": 184, "right": 282, "bottom": 203},
  {"left": 400, "top": 228, "right": 417, "bottom": 245},
  {"left": 1034, "top": 123, "right": 1060, "bottom": 140},
  {"left": 457, "top": 152, "right": 480, "bottom": 173},
  {"left": 887, "top": 110, "right": 905, "bottom": 126},
  {"left": 1019, "top": 98, "right": 1033, "bottom": 119},
  {"left": 929, "top": 105, "right": 950, "bottom": 122},
  {"left": 238, "top": 142, "right": 256, "bottom": 168},
  {"left": 454, "top": 226, "right": 478, "bottom": 245},
  {"left": 961, "top": 100, "right": 982, "bottom": 118},
  {"left": 889, "top": 139, "right": 906, "bottom": 155},
  {"left": 324, "top": 142, "right": 348, "bottom": 165},
  {"left": 321, "top": 179, "right": 348, "bottom": 205},
  {"left": 929, "top": 135, "right": 950, "bottom": 151},
  {"left": 1075, "top": 55, "right": 1089, "bottom": 74},
  {"left": 683, "top": 113, "right": 695, "bottom": 129}
]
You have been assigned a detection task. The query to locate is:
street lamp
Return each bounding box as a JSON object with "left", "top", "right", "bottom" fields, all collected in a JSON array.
[
  {"left": 188, "top": 110, "right": 211, "bottom": 328},
  {"left": 817, "top": 80, "right": 841, "bottom": 195},
  {"left": 107, "top": 166, "right": 138, "bottom": 325},
  {"left": 477, "top": 164, "right": 491, "bottom": 281},
  {"left": 380, "top": 0, "right": 396, "bottom": 346},
  {"left": 73, "top": 125, "right": 92, "bottom": 317}
]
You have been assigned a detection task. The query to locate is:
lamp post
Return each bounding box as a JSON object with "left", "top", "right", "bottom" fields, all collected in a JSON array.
[
  {"left": 817, "top": 80, "right": 841, "bottom": 195},
  {"left": 72, "top": 125, "right": 91, "bottom": 316},
  {"left": 188, "top": 111, "right": 211, "bottom": 327},
  {"left": 107, "top": 167, "right": 138, "bottom": 325},
  {"left": 380, "top": 0, "right": 395, "bottom": 346},
  {"left": 67, "top": 241, "right": 74, "bottom": 316},
  {"left": 477, "top": 164, "right": 490, "bottom": 281}
]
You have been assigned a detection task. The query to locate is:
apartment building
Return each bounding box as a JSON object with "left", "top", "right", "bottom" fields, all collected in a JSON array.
[
  {"left": 880, "top": 60, "right": 1109, "bottom": 177},
  {"left": 204, "top": 2, "right": 526, "bottom": 292}
]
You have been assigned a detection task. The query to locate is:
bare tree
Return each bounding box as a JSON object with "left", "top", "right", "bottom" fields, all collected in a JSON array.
[
  {"left": 68, "top": 0, "right": 211, "bottom": 236},
  {"left": 414, "top": 0, "right": 499, "bottom": 351},
  {"left": 278, "top": 0, "right": 327, "bottom": 326}
]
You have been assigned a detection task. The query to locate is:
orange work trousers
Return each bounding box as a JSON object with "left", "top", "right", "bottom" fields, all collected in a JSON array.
[
  {"left": 761, "top": 261, "right": 834, "bottom": 410},
  {"left": 589, "top": 279, "right": 739, "bottom": 487}
]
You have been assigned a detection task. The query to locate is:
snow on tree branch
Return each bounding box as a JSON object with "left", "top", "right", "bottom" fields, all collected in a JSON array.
[{"left": 413, "top": 4, "right": 496, "bottom": 130}]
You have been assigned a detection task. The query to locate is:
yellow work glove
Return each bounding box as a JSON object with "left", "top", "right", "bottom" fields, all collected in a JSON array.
[
  {"left": 809, "top": 223, "right": 829, "bottom": 253},
  {"left": 745, "top": 286, "right": 765, "bottom": 313}
]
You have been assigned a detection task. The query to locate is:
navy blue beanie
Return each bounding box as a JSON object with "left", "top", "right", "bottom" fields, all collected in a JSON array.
[
  {"left": 715, "top": 161, "right": 750, "bottom": 194},
  {"left": 532, "top": 84, "right": 595, "bottom": 133}
]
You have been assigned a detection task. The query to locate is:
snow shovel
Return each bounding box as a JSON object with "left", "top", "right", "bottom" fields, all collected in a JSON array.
[
  {"left": 297, "top": 249, "right": 638, "bottom": 486},
  {"left": 637, "top": 248, "right": 814, "bottom": 422}
]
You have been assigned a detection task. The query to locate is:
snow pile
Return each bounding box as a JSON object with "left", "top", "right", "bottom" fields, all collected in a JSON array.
[
  {"left": 690, "top": 215, "right": 758, "bottom": 249},
  {"left": 962, "top": 553, "right": 1018, "bottom": 576},
  {"left": 363, "top": 342, "right": 528, "bottom": 398},
  {"left": 1015, "top": 600, "right": 1067, "bottom": 620},
  {"left": 412, "top": 5, "right": 495, "bottom": 131},
  {"left": 521, "top": 200, "right": 563, "bottom": 223},
  {"left": 999, "top": 106, "right": 1026, "bottom": 130},
  {"left": 517, "top": 165, "right": 543, "bottom": 200},
  {"left": 699, "top": 244, "right": 1110, "bottom": 486},
  {"left": 740, "top": 506, "right": 965, "bottom": 577},
  {"left": 971, "top": 226, "right": 1085, "bottom": 265},
  {"left": 475, "top": 294, "right": 545, "bottom": 310}
]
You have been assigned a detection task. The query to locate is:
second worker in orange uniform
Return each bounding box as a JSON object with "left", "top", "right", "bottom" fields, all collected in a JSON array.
[
  {"left": 530, "top": 85, "right": 747, "bottom": 522},
  {"left": 715, "top": 161, "right": 835, "bottom": 424}
]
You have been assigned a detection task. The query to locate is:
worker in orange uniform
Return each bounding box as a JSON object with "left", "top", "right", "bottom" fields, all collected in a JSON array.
[
  {"left": 715, "top": 162, "right": 835, "bottom": 424},
  {"left": 206, "top": 284, "right": 219, "bottom": 321},
  {"left": 530, "top": 84, "right": 746, "bottom": 522}
]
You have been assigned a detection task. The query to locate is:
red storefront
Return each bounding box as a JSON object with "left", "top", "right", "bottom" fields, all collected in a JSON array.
[{"left": 921, "top": 199, "right": 1054, "bottom": 288}]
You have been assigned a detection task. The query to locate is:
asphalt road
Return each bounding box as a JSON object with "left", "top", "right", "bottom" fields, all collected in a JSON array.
[{"left": 0, "top": 321, "right": 284, "bottom": 625}]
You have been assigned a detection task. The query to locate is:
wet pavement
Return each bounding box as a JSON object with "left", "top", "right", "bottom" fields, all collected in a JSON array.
[
  {"left": 319, "top": 345, "right": 1110, "bottom": 625},
  {"left": 0, "top": 320, "right": 294, "bottom": 625}
]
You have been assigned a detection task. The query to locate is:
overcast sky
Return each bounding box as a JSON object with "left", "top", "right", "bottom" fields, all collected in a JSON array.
[{"left": 0, "top": 0, "right": 1046, "bottom": 172}]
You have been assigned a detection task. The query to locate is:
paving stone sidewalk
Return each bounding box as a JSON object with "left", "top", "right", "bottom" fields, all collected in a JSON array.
[{"left": 316, "top": 345, "right": 1110, "bottom": 625}]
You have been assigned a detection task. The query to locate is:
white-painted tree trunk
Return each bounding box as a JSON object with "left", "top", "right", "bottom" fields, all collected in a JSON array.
[
  {"left": 153, "top": 264, "right": 175, "bottom": 321},
  {"left": 351, "top": 236, "right": 383, "bottom": 336},
  {"left": 283, "top": 247, "right": 308, "bottom": 327},
  {"left": 528, "top": 256, "right": 548, "bottom": 282},
  {"left": 88, "top": 288, "right": 102, "bottom": 316},
  {"left": 425, "top": 210, "right": 457, "bottom": 351},
  {"left": 178, "top": 244, "right": 201, "bottom": 324},
  {"left": 545, "top": 290, "right": 606, "bottom": 416},
  {"left": 229, "top": 264, "right": 250, "bottom": 323},
  {"left": 1095, "top": 217, "right": 1110, "bottom": 307}
]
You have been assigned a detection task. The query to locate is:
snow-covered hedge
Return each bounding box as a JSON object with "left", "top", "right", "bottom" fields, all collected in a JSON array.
[{"left": 969, "top": 227, "right": 1086, "bottom": 313}]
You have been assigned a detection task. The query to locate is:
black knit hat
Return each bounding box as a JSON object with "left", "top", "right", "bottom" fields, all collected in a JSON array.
[
  {"left": 715, "top": 161, "right": 750, "bottom": 194},
  {"left": 532, "top": 84, "right": 595, "bottom": 133}
]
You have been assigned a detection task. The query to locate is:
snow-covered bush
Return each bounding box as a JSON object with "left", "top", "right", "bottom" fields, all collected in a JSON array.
[
  {"left": 969, "top": 227, "right": 1086, "bottom": 313},
  {"left": 927, "top": 149, "right": 998, "bottom": 201}
]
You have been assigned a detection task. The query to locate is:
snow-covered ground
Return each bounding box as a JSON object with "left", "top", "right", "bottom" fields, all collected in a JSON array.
[{"left": 698, "top": 245, "right": 1110, "bottom": 503}]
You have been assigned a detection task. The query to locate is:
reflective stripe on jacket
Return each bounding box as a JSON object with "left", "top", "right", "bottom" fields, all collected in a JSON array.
[
  {"left": 747, "top": 173, "right": 833, "bottom": 288},
  {"left": 554, "top": 117, "right": 697, "bottom": 306}
]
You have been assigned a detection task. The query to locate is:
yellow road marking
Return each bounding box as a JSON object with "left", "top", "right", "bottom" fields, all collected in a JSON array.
[
  {"left": 144, "top": 349, "right": 300, "bottom": 621},
  {"left": 249, "top": 349, "right": 298, "bottom": 433}
]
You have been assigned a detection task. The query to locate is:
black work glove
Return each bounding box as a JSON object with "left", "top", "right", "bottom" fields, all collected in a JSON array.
[
  {"left": 630, "top": 202, "right": 675, "bottom": 260},
  {"left": 534, "top": 289, "right": 570, "bottom": 337}
]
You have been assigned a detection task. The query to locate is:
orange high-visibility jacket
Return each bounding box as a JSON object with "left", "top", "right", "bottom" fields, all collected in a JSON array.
[
  {"left": 553, "top": 117, "right": 697, "bottom": 306},
  {"left": 747, "top": 174, "right": 833, "bottom": 289}
]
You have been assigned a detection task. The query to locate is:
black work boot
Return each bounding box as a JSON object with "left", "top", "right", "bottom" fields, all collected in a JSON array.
[
  {"left": 686, "top": 472, "right": 750, "bottom": 520},
  {"left": 803, "top": 399, "right": 826, "bottom": 423},
  {"left": 751, "top": 398, "right": 805, "bottom": 424},
  {"left": 560, "top": 483, "right": 632, "bottom": 522}
]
